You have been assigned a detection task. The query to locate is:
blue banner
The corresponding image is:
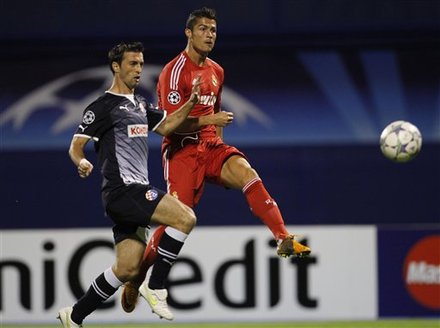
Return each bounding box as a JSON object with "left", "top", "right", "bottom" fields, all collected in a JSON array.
[
  {"left": 1, "top": 47, "right": 439, "bottom": 149},
  {"left": 379, "top": 227, "right": 440, "bottom": 317}
]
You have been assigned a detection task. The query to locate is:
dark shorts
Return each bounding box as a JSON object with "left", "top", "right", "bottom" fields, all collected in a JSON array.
[{"left": 103, "top": 184, "right": 166, "bottom": 244}]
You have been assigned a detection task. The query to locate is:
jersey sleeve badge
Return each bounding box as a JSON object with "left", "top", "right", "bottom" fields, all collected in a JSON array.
[
  {"left": 82, "top": 110, "right": 96, "bottom": 124},
  {"left": 167, "top": 91, "right": 181, "bottom": 105}
]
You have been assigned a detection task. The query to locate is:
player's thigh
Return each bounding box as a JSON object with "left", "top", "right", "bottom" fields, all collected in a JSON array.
[
  {"left": 150, "top": 193, "right": 196, "bottom": 233},
  {"left": 220, "top": 155, "right": 259, "bottom": 189},
  {"left": 166, "top": 147, "right": 202, "bottom": 207}
]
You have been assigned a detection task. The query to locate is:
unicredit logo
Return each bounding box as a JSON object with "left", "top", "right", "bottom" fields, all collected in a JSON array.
[{"left": 403, "top": 235, "right": 440, "bottom": 310}]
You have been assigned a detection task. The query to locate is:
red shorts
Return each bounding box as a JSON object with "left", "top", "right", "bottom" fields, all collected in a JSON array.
[{"left": 163, "top": 136, "right": 245, "bottom": 208}]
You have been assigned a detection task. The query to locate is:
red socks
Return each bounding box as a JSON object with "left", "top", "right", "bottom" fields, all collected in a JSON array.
[
  {"left": 136, "top": 178, "right": 288, "bottom": 286},
  {"left": 243, "top": 178, "right": 289, "bottom": 240},
  {"left": 134, "top": 225, "right": 166, "bottom": 285}
]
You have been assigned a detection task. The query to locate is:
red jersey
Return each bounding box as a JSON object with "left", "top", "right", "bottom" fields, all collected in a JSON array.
[{"left": 157, "top": 51, "right": 224, "bottom": 149}]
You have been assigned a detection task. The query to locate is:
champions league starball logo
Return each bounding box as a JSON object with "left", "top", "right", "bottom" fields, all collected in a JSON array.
[
  {"left": 167, "top": 91, "right": 181, "bottom": 105},
  {"left": 0, "top": 65, "right": 271, "bottom": 149},
  {"left": 82, "top": 110, "right": 95, "bottom": 125}
]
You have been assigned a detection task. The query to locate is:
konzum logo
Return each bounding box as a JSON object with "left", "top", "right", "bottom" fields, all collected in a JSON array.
[{"left": 403, "top": 235, "right": 440, "bottom": 310}]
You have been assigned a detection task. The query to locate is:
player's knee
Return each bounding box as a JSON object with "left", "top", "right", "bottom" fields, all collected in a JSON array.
[
  {"left": 247, "top": 167, "right": 258, "bottom": 179},
  {"left": 235, "top": 157, "right": 258, "bottom": 182},
  {"left": 242, "top": 166, "right": 259, "bottom": 186},
  {"left": 114, "top": 263, "right": 140, "bottom": 282},
  {"left": 180, "top": 206, "right": 196, "bottom": 232}
]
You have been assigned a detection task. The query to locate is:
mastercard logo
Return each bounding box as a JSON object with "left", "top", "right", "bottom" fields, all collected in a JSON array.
[{"left": 403, "top": 235, "right": 440, "bottom": 310}]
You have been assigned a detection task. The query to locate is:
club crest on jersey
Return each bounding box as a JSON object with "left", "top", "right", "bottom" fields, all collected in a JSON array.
[
  {"left": 211, "top": 75, "right": 218, "bottom": 87},
  {"left": 139, "top": 102, "right": 146, "bottom": 114},
  {"left": 127, "top": 124, "right": 148, "bottom": 137},
  {"left": 83, "top": 110, "right": 95, "bottom": 124},
  {"left": 145, "top": 189, "right": 158, "bottom": 201},
  {"left": 167, "top": 91, "right": 181, "bottom": 105}
]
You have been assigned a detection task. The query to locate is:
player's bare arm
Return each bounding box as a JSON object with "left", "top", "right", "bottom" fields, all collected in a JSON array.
[
  {"left": 175, "top": 110, "right": 234, "bottom": 133},
  {"left": 155, "top": 76, "right": 201, "bottom": 136},
  {"left": 69, "top": 136, "right": 94, "bottom": 178}
]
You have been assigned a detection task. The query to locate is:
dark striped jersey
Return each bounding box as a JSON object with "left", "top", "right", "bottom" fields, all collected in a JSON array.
[{"left": 74, "top": 91, "right": 166, "bottom": 192}]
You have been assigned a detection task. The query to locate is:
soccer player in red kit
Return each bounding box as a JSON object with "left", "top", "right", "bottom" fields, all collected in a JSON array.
[{"left": 121, "top": 7, "right": 311, "bottom": 316}]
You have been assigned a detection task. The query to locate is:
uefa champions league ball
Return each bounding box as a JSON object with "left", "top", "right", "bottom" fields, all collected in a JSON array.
[{"left": 380, "top": 120, "right": 422, "bottom": 163}]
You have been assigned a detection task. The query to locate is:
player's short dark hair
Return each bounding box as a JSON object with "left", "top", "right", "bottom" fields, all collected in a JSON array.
[
  {"left": 108, "top": 41, "right": 144, "bottom": 73},
  {"left": 186, "top": 7, "right": 217, "bottom": 30}
]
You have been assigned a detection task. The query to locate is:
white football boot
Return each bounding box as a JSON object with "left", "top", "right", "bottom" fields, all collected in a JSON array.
[
  {"left": 139, "top": 281, "right": 174, "bottom": 320},
  {"left": 57, "top": 307, "right": 82, "bottom": 327}
]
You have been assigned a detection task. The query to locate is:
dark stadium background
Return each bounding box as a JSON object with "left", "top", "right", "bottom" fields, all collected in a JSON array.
[
  {"left": 1, "top": 0, "right": 439, "bottom": 320},
  {"left": 1, "top": 0, "right": 439, "bottom": 228}
]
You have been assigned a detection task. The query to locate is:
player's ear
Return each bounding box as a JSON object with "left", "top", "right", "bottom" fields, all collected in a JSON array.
[
  {"left": 184, "top": 28, "right": 192, "bottom": 39},
  {"left": 112, "top": 62, "right": 120, "bottom": 73}
]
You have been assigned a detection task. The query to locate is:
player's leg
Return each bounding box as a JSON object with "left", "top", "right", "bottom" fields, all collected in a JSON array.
[
  {"left": 138, "top": 193, "right": 196, "bottom": 320},
  {"left": 220, "top": 154, "right": 311, "bottom": 257},
  {"left": 121, "top": 225, "right": 166, "bottom": 313},
  {"left": 220, "top": 154, "right": 287, "bottom": 238},
  {"left": 144, "top": 145, "right": 201, "bottom": 270},
  {"left": 58, "top": 230, "right": 145, "bottom": 326},
  {"left": 121, "top": 147, "right": 200, "bottom": 313}
]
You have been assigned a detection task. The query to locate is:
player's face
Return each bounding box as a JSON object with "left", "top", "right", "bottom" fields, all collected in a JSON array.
[
  {"left": 118, "top": 51, "right": 144, "bottom": 90},
  {"left": 187, "top": 17, "right": 217, "bottom": 55}
]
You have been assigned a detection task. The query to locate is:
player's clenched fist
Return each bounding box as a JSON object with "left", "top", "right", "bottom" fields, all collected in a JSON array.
[
  {"left": 78, "top": 158, "right": 93, "bottom": 178},
  {"left": 213, "top": 111, "right": 234, "bottom": 127}
]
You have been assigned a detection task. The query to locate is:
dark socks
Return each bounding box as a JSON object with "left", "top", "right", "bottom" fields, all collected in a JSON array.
[
  {"left": 71, "top": 268, "right": 122, "bottom": 324},
  {"left": 148, "top": 227, "right": 187, "bottom": 289}
]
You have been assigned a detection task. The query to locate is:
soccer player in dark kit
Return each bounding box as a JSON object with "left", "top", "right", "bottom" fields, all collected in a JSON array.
[
  {"left": 120, "top": 7, "right": 311, "bottom": 317},
  {"left": 57, "top": 41, "right": 202, "bottom": 326}
]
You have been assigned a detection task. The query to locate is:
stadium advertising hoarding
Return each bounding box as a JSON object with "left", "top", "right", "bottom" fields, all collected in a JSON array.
[
  {"left": 378, "top": 227, "right": 440, "bottom": 317},
  {"left": 1, "top": 226, "right": 376, "bottom": 324}
]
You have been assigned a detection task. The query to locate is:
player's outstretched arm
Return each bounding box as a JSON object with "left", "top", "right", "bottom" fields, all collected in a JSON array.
[
  {"left": 155, "top": 76, "right": 201, "bottom": 136},
  {"left": 69, "top": 136, "right": 94, "bottom": 178}
]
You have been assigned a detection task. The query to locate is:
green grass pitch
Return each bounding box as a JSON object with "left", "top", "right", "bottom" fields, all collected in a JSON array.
[{"left": 2, "top": 320, "right": 439, "bottom": 328}]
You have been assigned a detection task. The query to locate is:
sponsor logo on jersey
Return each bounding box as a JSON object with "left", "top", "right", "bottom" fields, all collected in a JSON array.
[
  {"left": 200, "top": 92, "right": 217, "bottom": 106},
  {"left": 82, "top": 110, "right": 95, "bottom": 124},
  {"left": 167, "top": 91, "right": 181, "bottom": 105},
  {"left": 145, "top": 188, "right": 159, "bottom": 201},
  {"left": 127, "top": 124, "right": 148, "bottom": 137}
]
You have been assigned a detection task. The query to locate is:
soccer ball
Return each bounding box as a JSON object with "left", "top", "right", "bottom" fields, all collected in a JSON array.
[{"left": 380, "top": 120, "right": 422, "bottom": 163}]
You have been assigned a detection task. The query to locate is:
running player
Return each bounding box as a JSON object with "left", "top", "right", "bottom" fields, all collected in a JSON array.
[
  {"left": 57, "top": 41, "right": 201, "bottom": 327},
  {"left": 121, "top": 7, "right": 311, "bottom": 316}
]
